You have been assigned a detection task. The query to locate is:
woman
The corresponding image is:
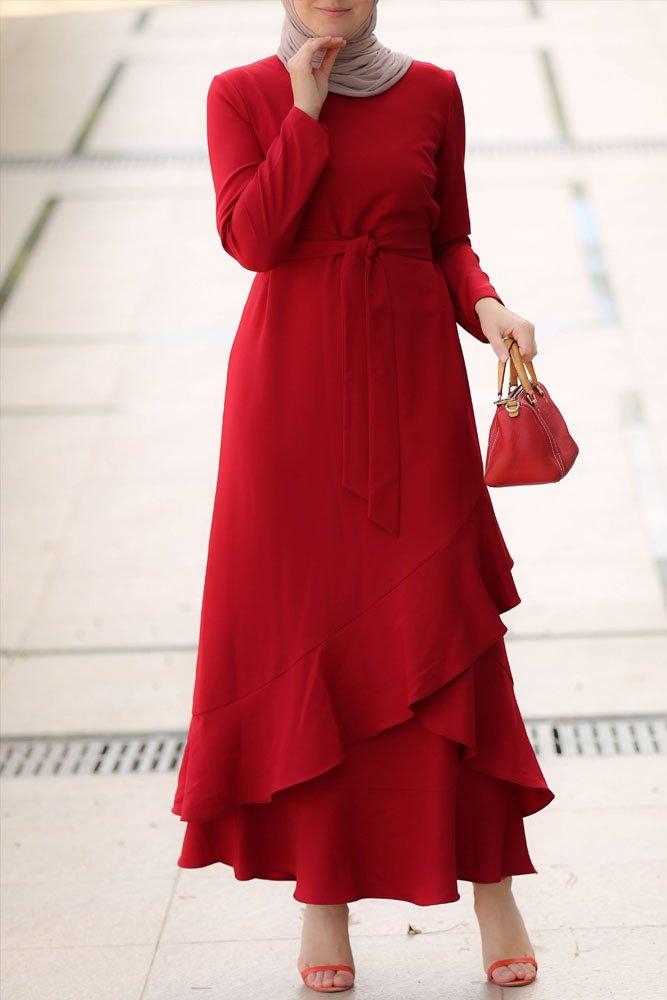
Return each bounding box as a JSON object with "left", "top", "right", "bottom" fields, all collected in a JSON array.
[{"left": 172, "top": 0, "right": 555, "bottom": 992}]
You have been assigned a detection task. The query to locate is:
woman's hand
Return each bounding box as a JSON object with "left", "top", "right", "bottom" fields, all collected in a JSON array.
[
  {"left": 475, "top": 296, "right": 537, "bottom": 363},
  {"left": 288, "top": 35, "right": 346, "bottom": 120}
]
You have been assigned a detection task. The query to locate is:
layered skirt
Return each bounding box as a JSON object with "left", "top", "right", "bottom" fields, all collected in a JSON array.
[{"left": 172, "top": 488, "right": 554, "bottom": 904}]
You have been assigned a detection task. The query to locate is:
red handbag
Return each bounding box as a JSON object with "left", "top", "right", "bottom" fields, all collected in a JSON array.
[{"left": 484, "top": 336, "right": 579, "bottom": 487}]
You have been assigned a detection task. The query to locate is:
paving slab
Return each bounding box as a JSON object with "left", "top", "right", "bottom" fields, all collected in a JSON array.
[
  {"left": 145, "top": 925, "right": 645, "bottom": 1000},
  {"left": 18, "top": 564, "right": 203, "bottom": 649},
  {"left": 507, "top": 634, "right": 667, "bottom": 717},
  {"left": 0, "top": 344, "right": 124, "bottom": 409},
  {"left": 469, "top": 184, "right": 596, "bottom": 330},
  {"left": 86, "top": 61, "right": 213, "bottom": 155},
  {"left": 1, "top": 876, "right": 175, "bottom": 948},
  {"left": 1, "top": 196, "right": 248, "bottom": 341},
  {"left": 550, "top": 39, "right": 667, "bottom": 142},
  {"left": 1, "top": 774, "right": 182, "bottom": 882},
  {"left": 0, "top": 649, "right": 194, "bottom": 735},
  {"left": 0, "top": 944, "right": 154, "bottom": 1000},
  {"left": 0, "top": 7, "right": 134, "bottom": 157}
]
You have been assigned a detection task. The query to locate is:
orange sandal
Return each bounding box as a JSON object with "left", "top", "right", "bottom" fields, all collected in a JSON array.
[
  {"left": 487, "top": 956, "right": 538, "bottom": 987},
  {"left": 299, "top": 963, "right": 355, "bottom": 993}
]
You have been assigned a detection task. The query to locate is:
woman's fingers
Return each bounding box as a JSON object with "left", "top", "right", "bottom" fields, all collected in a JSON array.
[
  {"left": 489, "top": 333, "right": 511, "bottom": 362},
  {"left": 316, "top": 37, "right": 346, "bottom": 78},
  {"left": 475, "top": 300, "right": 537, "bottom": 363},
  {"left": 289, "top": 34, "right": 344, "bottom": 71},
  {"left": 507, "top": 320, "right": 537, "bottom": 361},
  {"left": 288, "top": 35, "right": 346, "bottom": 117},
  {"left": 287, "top": 35, "right": 345, "bottom": 118}
]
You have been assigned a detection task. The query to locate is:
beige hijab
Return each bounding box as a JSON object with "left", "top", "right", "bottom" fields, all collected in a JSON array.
[{"left": 276, "top": 0, "right": 412, "bottom": 97}]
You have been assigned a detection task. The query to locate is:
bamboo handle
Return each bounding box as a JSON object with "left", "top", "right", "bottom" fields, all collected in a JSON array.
[{"left": 497, "top": 335, "right": 538, "bottom": 399}]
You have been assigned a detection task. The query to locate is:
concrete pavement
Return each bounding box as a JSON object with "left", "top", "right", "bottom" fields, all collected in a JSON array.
[{"left": 1, "top": 1, "right": 666, "bottom": 997}]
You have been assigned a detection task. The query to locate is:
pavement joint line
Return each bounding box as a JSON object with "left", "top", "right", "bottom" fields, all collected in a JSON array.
[
  {"left": 539, "top": 47, "right": 571, "bottom": 142},
  {"left": 127, "top": 925, "right": 665, "bottom": 945},
  {"left": 0, "top": 644, "right": 198, "bottom": 657},
  {"left": 619, "top": 390, "right": 667, "bottom": 603},
  {"left": 570, "top": 181, "right": 618, "bottom": 325},
  {"left": 0, "top": 942, "right": 210, "bottom": 949},
  {"left": 0, "top": 404, "right": 121, "bottom": 417},
  {"left": 133, "top": 8, "right": 152, "bottom": 33},
  {"left": 0, "top": 316, "right": 614, "bottom": 348},
  {"left": 0, "top": 404, "right": 220, "bottom": 417},
  {"left": 2, "top": 140, "right": 667, "bottom": 168},
  {"left": 0, "top": 923, "right": 663, "bottom": 943},
  {"left": 3, "top": 628, "right": 665, "bottom": 660},
  {"left": 0, "top": 729, "right": 189, "bottom": 742},
  {"left": 0, "top": 713, "right": 664, "bottom": 744},
  {"left": 0, "top": 929, "right": 660, "bottom": 949},
  {"left": 140, "top": 870, "right": 180, "bottom": 1000},
  {"left": 69, "top": 60, "right": 127, "bottom": 158},
  {"left": 0, "top": 197, "right": 59, "bottom": 316},
  {"left": 0, "top": 331, "right": 230, "bottom": 346}
]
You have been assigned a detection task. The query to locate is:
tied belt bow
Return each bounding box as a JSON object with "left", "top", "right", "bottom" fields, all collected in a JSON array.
[{"left": 284, "top": 227, "right": 434, "bottom": 536}]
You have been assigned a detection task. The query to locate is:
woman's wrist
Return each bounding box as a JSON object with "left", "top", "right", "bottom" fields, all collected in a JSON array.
[
  {"left": 293, "top": 102, "right": 322, "bottom": 121},
  {"left": 474, "top": 295, "right": 538, "bottom": 363},
  {"left": 474, "top": 295, "right": 503, "bottom": 318}
]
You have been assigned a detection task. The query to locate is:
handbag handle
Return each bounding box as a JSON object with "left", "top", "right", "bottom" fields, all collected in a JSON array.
[{"left": 496, "top": 334, "right": 540, "bottom": 404}]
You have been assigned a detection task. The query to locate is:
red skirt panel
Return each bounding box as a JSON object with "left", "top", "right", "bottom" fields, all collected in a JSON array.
[{"left": 173, "top": 491, "right": 554, "bottom": 903}]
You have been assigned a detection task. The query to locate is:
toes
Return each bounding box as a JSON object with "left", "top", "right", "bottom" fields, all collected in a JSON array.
[
  {"left": 492, "top": 966, "right": 518, "bottom": 984},
  {"left": 304, "top": 968, "right": 354, "bottom": 990},
  {"left": 491, "top": 962, "right": 535, "bottom": 985},
  {"left": 511, "top": 962, "right": 535, "bottom": 981},
  {"left": 516, "top": 962, "right": 536, "bottom": 982}
]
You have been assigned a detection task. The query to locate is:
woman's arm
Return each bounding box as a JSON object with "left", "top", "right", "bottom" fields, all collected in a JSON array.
[
  {"left": 206, "top": 72, "right": 330, "bottom": 272},
  {"left": 432, "top": 71, "right": 536, "bottom": 361}
]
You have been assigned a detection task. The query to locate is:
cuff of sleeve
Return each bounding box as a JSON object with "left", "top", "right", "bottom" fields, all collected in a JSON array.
[
  {"left": 466, "top": 286, "right": 504, "bottom": 343},
  {"left": 284, "top": 105, "right": 330, "bottom": 140}
]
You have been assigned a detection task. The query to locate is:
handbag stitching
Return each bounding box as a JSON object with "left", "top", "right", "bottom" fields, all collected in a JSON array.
[
  {"left": 526, "top": 401, "right": 562, "bottom": 474},
  {"left": 486, "top": 420, "right": 501, "bottom": 467},
  {"left": 526, "top": 398, "right": 565, "bottom": 476},
  {"left": 487, "top": 383, "right": 569, "bottom": 482}
]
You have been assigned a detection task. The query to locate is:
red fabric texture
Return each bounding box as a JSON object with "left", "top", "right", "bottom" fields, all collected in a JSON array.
[{"left": 172, "top": 55, "right": 555, "bottom": 904}]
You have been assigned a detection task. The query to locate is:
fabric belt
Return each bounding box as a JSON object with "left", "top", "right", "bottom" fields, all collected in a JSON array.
[{"left": 283, "top": 227, "right": 434, "bottom": 536}]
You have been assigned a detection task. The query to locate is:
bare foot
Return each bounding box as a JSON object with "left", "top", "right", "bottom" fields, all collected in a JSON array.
[
  {"left": 473, "top": 876, "right": 536, "bottom": 987},
  {"left": 297, "top": 903, "right": 355, "bottom": 992}
]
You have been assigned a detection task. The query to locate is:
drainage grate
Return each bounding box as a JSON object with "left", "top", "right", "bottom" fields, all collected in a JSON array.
[
  {"left": 0, "top": 716, "right": 665, "bottom": 777},
  {"left": 527, "top": 715, "right": 667, "bottom": 757},
  {"left": 0, "top": 733, "right": 185, "bottom": 778}
]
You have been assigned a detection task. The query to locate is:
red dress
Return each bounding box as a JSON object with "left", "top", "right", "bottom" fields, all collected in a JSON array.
[{"left": 172, "top": 54, "right": 555, "bottom": 905}]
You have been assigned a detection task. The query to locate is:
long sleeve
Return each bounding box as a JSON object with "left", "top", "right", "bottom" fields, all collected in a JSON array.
[
  {"left": 206, "top": 73, "right": 331, "bottom": 272},
  {"left": 431, "top": 71, "right": 503, "bottom": 343}
]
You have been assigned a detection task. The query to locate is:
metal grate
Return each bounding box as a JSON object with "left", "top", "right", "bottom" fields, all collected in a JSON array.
[
  {"left": 0, "top": 732, "right": 185, "bottom": 778},
  {"left": 527, "top": 715, "right": 667, "bottom": 757},
  {"left": 0, "top": 716, "right": 665, "bottom": 778}
]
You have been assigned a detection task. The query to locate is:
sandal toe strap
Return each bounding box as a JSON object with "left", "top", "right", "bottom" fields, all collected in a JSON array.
[
  {"left": 301, "top": 964, "right": 355, "bottom": 977},
  {"left": 487, "top": 956, "right": 537, "bottom": 978}
]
